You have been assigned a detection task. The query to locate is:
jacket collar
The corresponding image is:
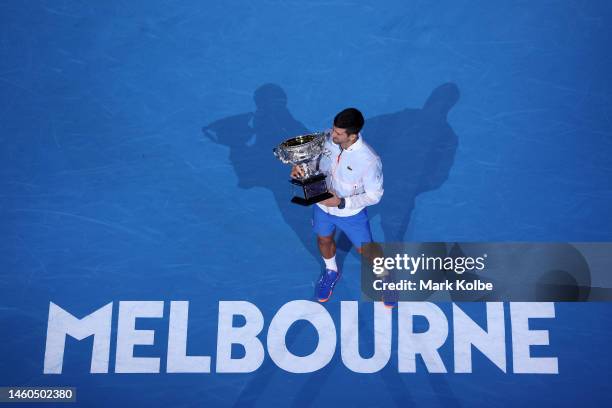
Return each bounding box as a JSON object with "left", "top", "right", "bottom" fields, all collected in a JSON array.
[{"left": 344, "top": 133, "right": 363, "bottom": 152}]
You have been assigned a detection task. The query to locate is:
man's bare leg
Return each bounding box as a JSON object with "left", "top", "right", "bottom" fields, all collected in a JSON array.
[
  {"left": 317, "top": 233, "right": 338, "bottom": 272},
  {"left": 317, "top": 233, "right": 336, "bottom": 258},
  {"left": 316, "top": 232, "right": 341, "bottom": 301}
]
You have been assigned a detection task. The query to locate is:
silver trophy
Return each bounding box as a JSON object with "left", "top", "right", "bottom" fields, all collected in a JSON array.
[{"left": 273, "top": 131, "right": 333, "bottom": 206}]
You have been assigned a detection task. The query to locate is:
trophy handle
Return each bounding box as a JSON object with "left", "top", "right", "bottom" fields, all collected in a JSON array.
[{"left": 273, "top": 147, "right": 290, "bottom": 164}]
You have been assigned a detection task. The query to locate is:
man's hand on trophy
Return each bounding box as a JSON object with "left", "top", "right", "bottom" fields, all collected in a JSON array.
[
  {"left": 320, "top": 191, "right": 341, "bottom": 207},
  {"left": 290, "top": 165, "right": 305, "bottom": 179}
]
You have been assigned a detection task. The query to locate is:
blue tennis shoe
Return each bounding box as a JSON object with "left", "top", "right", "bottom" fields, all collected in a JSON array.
[{"left": 316, "top": 268, "right": 341, "bottom": 302}]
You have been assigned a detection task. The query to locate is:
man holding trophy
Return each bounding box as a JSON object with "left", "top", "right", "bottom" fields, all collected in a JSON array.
[{"left": 274, "top": 108, "right": 384, "bottom": 303}]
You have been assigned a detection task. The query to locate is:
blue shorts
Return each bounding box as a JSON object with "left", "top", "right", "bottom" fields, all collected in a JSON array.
[{"left": 312, "top": 205, "right": 373, "bottom": 249}]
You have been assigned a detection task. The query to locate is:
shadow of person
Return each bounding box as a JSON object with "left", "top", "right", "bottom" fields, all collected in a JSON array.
[
  {"left": 362, "top": 82, "right": 460, "bottom": 242},
  {"left": 203, "top": 83, "right": 319, "bottom": 261}
]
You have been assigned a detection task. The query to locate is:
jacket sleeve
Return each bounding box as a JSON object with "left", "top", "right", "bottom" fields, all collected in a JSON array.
[{"left": 344, "top": 158, "right": 384, "bottom": 209}]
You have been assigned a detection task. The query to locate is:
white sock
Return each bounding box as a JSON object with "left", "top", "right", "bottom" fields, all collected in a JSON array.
[{"left": 323, "top": 255, "right": 337, "bottom": 272}]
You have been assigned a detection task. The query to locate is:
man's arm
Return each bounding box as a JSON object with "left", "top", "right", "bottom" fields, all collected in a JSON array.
[{"left": 344, "top": 159, "right": 384, "bottom": 209}]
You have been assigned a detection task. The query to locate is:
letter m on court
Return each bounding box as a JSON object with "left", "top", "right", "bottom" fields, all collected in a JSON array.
[{"left": 44, "top": 302, "right": 113, "bottom": 374}]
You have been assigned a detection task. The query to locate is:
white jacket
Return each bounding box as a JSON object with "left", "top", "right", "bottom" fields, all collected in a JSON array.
[{"left": 316, "top": 131, "right": 384, "bottom": 217}]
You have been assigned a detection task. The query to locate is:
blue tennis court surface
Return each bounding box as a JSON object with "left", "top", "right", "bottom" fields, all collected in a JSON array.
[{"left": 1, "top": 1, "right": 612, "bottom": 406}]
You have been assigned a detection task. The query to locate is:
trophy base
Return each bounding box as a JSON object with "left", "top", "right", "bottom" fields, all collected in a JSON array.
[
  {"left": 289, "top": 174, "right": 332, "bottom": 206},
  {"left": 290, "top": 192, "right": 333, "bottom": 206}
]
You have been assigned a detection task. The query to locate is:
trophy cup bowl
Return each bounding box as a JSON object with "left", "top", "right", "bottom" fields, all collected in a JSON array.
[{"left": 273, "top": 132, "right": 333, "bottom": 206}]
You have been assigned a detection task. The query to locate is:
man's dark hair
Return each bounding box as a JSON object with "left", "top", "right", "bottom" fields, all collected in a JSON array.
[{"left": 333, "top": 108, "right": 364, "bottom": 136}]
